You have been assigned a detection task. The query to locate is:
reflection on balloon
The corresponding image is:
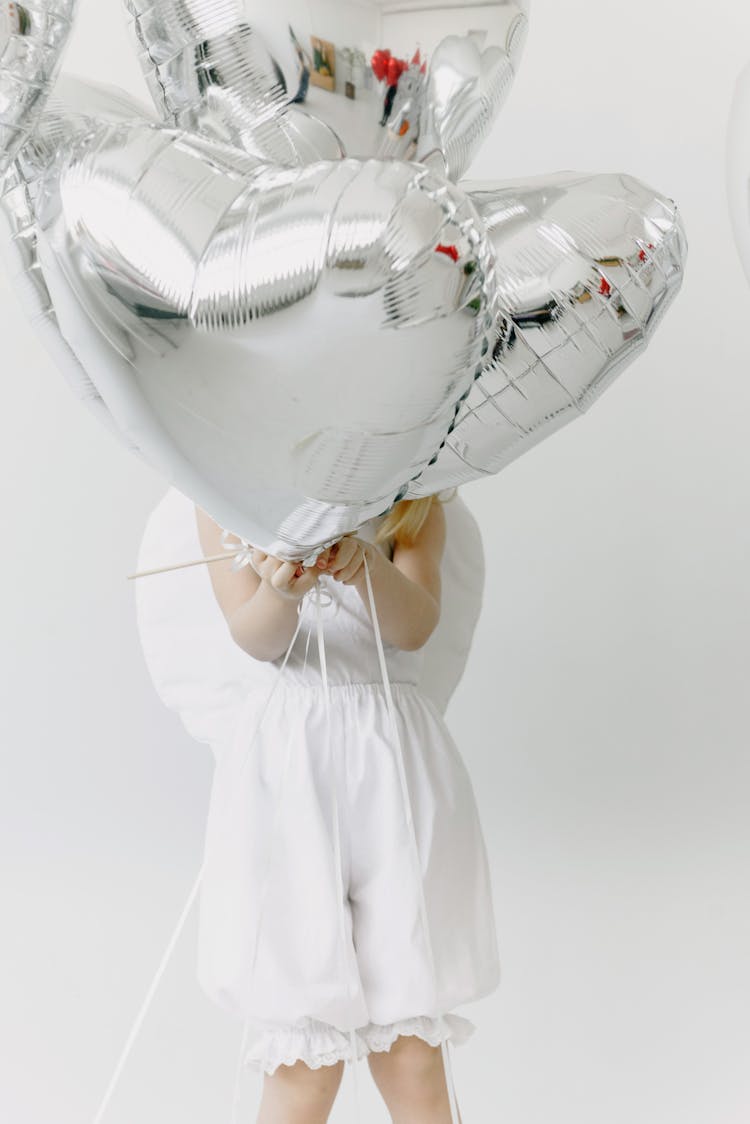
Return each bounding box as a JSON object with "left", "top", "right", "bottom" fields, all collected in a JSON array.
[
  {"left": 123, "top": 0, "right": 528, "bottom": 174},
  {"left": 0, "top": 0, "right": 77, "bottom": 176},
  {"left": 0, "top": 0, "right": 686, "bottom": 563},
  {"left": 35, "top": 119, "right": 497, "bottom": 562},
  {"left": 405, "top": 171, "right": 686, "bottom": 496}
]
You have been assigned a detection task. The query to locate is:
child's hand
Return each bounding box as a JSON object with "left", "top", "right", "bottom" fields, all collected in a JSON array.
[
  {"left": 317, "top": 534, "right": 378, "bottom": 586},
  {"left": 249, "top": 544, "right": 336, "bottom": 601}
]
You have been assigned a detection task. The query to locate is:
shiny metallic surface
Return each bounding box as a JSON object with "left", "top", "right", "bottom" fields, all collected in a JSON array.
[
  {"left": 123, "top": 0, "right": 339, "bottom": 165},
  {"left": 0, "top": 158, "right": 133, "bottom": 446},
  {"left": 412, "top": 8, "right": 528, "bottom": 180},
  {"left": 0, "top": 75, "right": 156, "bottom": 452},
  {"left": 34, "top": 122, "right": 497, "bottom": 561},
  {"left": 0, "top": 1, "right": 686, "bottom": 564},
  {"left": 123, "top": 1, "right": 528, "bottom": 175},
  {"left": 405, "top": 172, "right": 687, "bottom": 496},
  {"left": 0, "top": 0, "right": 77, "bottom": 177}
]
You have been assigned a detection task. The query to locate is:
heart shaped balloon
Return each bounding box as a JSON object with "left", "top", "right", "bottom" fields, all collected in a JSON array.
[
  {"left": 0, "top": 0, "right": 686, "bottom": 561},
  {"left": 36, "top": 117, "right": 498, "bottom": 560},
  {"left": 405, "top": 170, "right": 687, "bottom": 496}
]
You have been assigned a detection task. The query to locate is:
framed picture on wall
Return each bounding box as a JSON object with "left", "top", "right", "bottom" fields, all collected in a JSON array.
[
  {"left": 310, "top": 35, "right": 336, "bottom": 92},
  {"left": 5, "top": 2, "right": 31, "bottom": 33}
]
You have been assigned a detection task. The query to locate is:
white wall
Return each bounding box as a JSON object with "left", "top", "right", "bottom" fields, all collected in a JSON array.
[
  {"left": 1, "top": 1, "right": 748, "bottom": 1122},
  {"left": 381, "top": 2, "right": 520, "bottom": 58},
  {"left": 254, "top": 0, "right": 381, "bottom": 83}
]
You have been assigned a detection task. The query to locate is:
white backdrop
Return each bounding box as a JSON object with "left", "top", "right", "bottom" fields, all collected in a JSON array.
[{"left": 1, "top": 1, "right": 749, "bottom": 1122}]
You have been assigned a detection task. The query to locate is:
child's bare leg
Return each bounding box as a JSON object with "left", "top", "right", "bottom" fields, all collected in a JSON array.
[
  {"left": 256, "top": 1058, "right": 345, "bottom": 1124},
  {"left": 367, "top": 1035, "right": 463, "bottom": 1124}
]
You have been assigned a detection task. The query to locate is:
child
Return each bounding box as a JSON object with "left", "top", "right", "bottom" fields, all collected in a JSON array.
[{"left": 192, "top": 490, "right": 501, "bottom": 1123}]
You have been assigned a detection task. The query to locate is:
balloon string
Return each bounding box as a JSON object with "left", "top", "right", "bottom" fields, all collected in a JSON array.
[
  {"left": 314, "top": 585, "right": 364, "bottom": 1122},
  {"left": 88, "top": 596, "right": 305, "bottom": 1124},
  {"left": 361, "top": 553, "right": 462, "bottom": 1124},
  {"left": 89, "top": 859, "right": 205, "bottom": 1124},
  {"left": 229, "top": 1019, "right": 251, "bottom": 1123},
  {"left": 236, "top": 579, "right": 365, "bottom": 1118}
]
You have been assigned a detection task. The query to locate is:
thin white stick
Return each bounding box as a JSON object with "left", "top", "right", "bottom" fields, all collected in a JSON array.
[{"left": 125, "top": 550, "right": 246, "bottom": 580}]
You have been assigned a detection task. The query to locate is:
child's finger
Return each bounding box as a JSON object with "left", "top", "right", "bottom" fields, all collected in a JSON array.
[
  {"left": 330, "top": 537, "right": 358, "bottom": 575},
  {"left": 271, "top": 560, "right": 299, "bottom": 590},
  {"left": 332, "top": 545, "right": 365, "bottom": 584},
  {"left": 294, "top": 568, "right": 320, "bottom": 595}
]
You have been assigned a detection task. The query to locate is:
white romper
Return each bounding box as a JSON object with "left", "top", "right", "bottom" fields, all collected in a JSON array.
[{"left": 134, "top": 487, "right": 501, "bottom": 1076}]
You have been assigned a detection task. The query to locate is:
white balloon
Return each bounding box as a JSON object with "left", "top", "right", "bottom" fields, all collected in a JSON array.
[
  {"left": 727, "top": 62, "right": 750, "bottom": 287},
  {"left": 134, "top": 485, "right": 485, "bottom": 763}
]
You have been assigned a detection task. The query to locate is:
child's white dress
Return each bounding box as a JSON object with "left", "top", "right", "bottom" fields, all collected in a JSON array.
[{"left": 135, "top": 487, "right": 501, "bottom": 1076}]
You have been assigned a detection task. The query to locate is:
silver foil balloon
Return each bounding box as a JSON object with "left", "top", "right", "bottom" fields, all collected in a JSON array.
[
  {"left": 0, "top": 0, "right": 77, "bottom": 177},
  {"left": 404, "top": 171, "right": 687, "bottom": 497},
  {"left": 0, "top": 0, "right": 157, "bottom": 440},
  {"left": 31, "top": 120, "right": 498, "bottom": 561},
  {"left": 124, "top": 0, "right": 345, "bottom": 165},
  {"left": 0, "top": 0, "right": 687, "bottom": 564},
  {"left": 0, "top": 73, "right": 157, "bottom": 454},
  {"left": 410, "top": 18, "right": 528, "bottom": 180},
  {"left": 123, "top": 0, "right": 528, "bottom": 174}
]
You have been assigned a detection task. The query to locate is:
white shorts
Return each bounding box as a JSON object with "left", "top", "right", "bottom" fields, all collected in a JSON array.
[{"left": 196, "top": 682, "right": 501, "bottom": 1074}]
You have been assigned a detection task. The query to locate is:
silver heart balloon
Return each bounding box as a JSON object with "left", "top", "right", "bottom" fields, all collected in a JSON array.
[
  {"left": 405, "top": 171, "right": 687, "bottom": 496},
  {"left": 31, "top": 117, "right": 498, "bottom": 560}
]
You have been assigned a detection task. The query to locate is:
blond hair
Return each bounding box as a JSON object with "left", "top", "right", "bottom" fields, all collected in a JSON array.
[{"left": 374, "top": 487, "right": 457, "bottom": 551}]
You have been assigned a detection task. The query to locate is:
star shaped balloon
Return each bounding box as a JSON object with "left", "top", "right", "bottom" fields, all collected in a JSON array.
[{"left": 0, "top": 0, "right": 686, "bottom": 562}]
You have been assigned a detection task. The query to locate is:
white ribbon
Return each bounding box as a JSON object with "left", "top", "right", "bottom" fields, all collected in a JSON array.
[
  {"left": 314, "top": 581, "right": 366, "bottom": 1120},
  {"left": 220, "top": 528, "right": 256, "bottom": 573},
  {"left": 90, "top": 563, "right": 461, "bottom": 1124}
]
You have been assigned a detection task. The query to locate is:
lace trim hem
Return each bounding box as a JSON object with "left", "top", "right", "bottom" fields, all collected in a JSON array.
[{"left": 243, "top": 1012, "right": 476, "bottom": 1077}]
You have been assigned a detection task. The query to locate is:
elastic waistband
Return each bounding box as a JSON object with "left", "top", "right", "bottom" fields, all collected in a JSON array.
[
  {"left": 266, "top": 679, "right": 420, "bottom": 692},
  {"left": 244, "top": 679, "right": 421, "bottom": 696}
]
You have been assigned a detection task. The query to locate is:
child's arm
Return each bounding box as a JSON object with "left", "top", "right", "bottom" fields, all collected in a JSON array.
[
  {"left": 194, "top": 506, "right": 332, "bottom": 662},
  {"left": 324, "top": 500, "right": 446, "bottom": 651}
]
